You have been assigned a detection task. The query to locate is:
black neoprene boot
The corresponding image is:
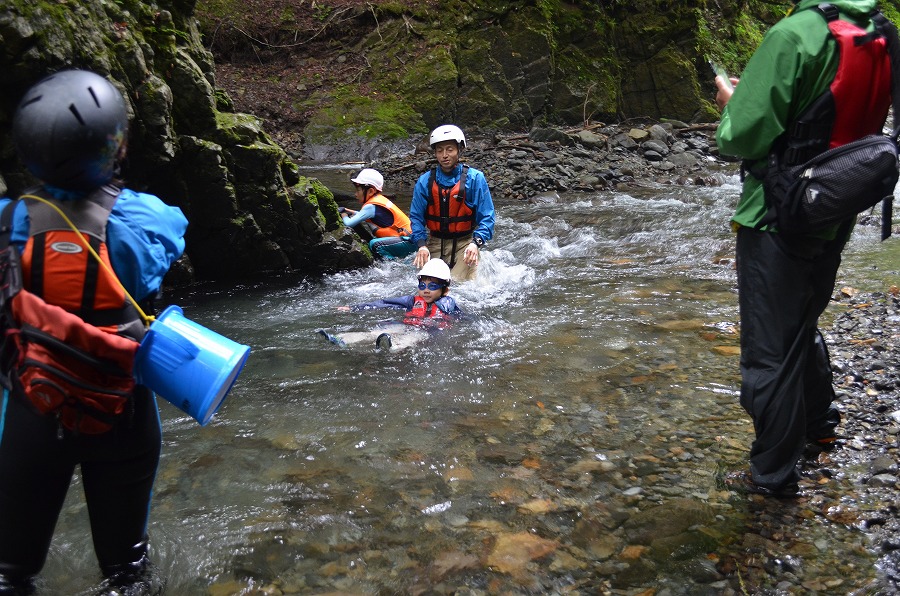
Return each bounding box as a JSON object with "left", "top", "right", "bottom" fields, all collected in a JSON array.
[{"left": 98, "top": 555, "right": 163, "bottom": 596}]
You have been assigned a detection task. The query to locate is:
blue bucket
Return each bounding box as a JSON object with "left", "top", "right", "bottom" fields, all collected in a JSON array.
[{"left": 135, "top": 305, "right": 250, "bottom": 425}]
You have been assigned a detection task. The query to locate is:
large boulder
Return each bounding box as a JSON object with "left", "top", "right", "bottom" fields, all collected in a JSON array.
[{"left": 0, "top": 0, "right": 371, "bottom": 284}]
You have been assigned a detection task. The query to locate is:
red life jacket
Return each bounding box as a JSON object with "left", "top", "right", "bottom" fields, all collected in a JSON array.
[
  {"left": 0, "top": 187, "right": 144, "bottom": 435},
  {"left": 364, "top": 194, "right": 412, "bottom": 238},
  {"left": 424, "top": 166, "right": 475, "bottom": 239},
  {"left": 779, "top": 4, "right": 892, "bottom": 166},
  {"left": 403, "top": 296, "right": 452, "bottom": 330}
]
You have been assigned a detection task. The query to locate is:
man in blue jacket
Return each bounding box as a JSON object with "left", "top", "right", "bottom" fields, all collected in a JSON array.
[{"left": 409, "top": 125, "right": 495, "bottom": 282}]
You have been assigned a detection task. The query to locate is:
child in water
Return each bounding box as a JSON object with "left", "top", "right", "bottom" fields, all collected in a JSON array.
[{"left": 319, "top": 259, "right": 462, "bottom": 350}]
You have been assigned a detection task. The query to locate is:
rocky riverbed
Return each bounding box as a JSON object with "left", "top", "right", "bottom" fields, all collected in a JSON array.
[
  {"left": 314, "top": 119, "right": 900, "bottom": 592},
  {"left": 371, "top": 124, "right": 899, "bottom": 592},
  {"left": 803, "top": 289, "right": 900, "bottom": 593},
  {"left": 705, "top": 288, "right": 900, "bottom": 594}
]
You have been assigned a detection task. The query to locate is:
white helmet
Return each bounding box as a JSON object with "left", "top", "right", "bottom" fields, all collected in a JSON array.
[
  {"left": 429, "top": 124, "right": 466, "bottom": 150},
  {"left": 418, "top": 258, "right": 452, "bottom": 283},
  {"left": 350, "top": 168, "right": 384, "bottom": 191}
]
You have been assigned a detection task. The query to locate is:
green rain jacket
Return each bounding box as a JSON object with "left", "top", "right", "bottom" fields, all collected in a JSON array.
[{"left": 715, "top": 0, "right": 883, "bottom": 238}]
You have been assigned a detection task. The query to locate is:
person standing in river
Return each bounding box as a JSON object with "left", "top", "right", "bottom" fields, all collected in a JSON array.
[
  {"left": 409, "top": 124, "right": 495, "bottom": 282},
  {"left": 0, "top": 70, "right": 188, "bottom": 592},
  {"left": 714, "top": 0, "right": 893, "bottom": 497}
]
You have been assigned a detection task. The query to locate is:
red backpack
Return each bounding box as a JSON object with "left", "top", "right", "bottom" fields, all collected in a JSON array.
[{"left": 0, "top": 194, "right": 141, "bottom": 435}]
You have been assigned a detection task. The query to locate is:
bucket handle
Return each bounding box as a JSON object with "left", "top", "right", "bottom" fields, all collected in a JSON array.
[{"left": 144, "top": 326, "right": 200, "bottom": 372}]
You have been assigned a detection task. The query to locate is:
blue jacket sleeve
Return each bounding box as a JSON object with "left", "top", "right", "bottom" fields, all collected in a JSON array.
[
  {"left": 465, "top": 168, "right": 495, "bottom": 245},
  {"left": 351, "top": 295, "right": 416, "bottom": 311},
  {"left": 409, "top": 172, "right": 431, "bottom": 247},
  {"left": 107, "top": 188, "right": 188, "bottom": 301},
  {"left": 0, "top": 199, "right": 31, "bottom": 246},
  {"left": 434, "top": 296, "right": 462, "bottom": 316},
  {"left": 408, "top": 166, "right": 495, "bottom": 247},
  {"left": 342, "top": 203, "right": 376, "bottom": 228},
  {"left": 1, "top": 191, "right": 187, "bottom": 302}
]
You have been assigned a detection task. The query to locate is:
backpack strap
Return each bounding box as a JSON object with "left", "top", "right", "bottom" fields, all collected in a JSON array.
[
  {"left": 870, "top": 10, "right": 900, "bottom": 240},
  {"left": 0, "top": 201, "right": 24, "bottom": 314},
  {"left": 0, "top": 202, "right": 17, "bottom": 251},
  {"left": 457, "top": 165, "right": 468, "bottom": 204},
  {"left": 871, "top": 11, "right": 900, "bottom": 139},
  {"left": 813, "top": 3, "right": 840, "bottom": 22}
]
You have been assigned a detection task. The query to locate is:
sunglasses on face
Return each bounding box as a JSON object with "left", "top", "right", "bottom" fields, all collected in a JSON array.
[{"left": 418, "top": 281, "right": 445, "bottom": 291}]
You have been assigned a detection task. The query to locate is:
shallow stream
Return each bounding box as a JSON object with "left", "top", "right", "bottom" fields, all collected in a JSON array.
[{"left": 43, "top": 168, "right": 900, "bottom": 594}]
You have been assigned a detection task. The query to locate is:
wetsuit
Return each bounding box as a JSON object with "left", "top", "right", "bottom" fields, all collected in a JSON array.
[{"left": 0, "top": 186, "right": 187, "bottom": 587}]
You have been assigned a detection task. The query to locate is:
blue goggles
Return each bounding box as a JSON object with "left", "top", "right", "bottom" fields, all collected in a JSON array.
[{"left": 418, "top": 281, "right": 445, "bottom": 291}]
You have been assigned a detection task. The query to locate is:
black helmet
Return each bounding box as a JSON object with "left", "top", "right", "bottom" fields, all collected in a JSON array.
[{"left": 12, "top": 69, "right": 128, "bottom": 191}]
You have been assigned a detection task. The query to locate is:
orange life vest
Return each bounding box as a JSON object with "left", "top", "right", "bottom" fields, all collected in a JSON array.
[
  {"left": 20, "top": 187, "right": 144, "bottom": 340},
  {"left": 424, "top": 166, "right": 474, "bottom": 239},
  {"left": 403, "top": 296, "right": 452, "bottom": 330},
  {"left": 364, "top": 194, "right": 412, "bottom": 237}
]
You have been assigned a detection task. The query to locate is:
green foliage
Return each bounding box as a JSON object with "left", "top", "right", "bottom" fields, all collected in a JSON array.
[
  {"left": 535, "top": 0, "right": 560, "bottom": 21},
  {"left": 313, "top": 3, "right": 333, "bottom": 21},
  {"left": 194, "top": 0, "right": 247, "bottom": 32},
  {"left": 696, "top": 2, "right": 785, "bottom": 74},
  {"left": 879, "top": 1, "right": 900, "bottom": 26},
  {"left": 303, "top": 87, "right": 426, "bottom": 144},
  {"left": 279, "top": 6, "right": 296, "bottom": 24}
]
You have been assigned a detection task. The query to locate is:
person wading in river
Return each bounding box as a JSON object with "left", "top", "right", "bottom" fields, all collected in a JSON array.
[
  {"left": 0, "top": 69, "right": 188, "bottom": 592},
  {"left": 341, "top": 168, "right": 416, "bottom": 260},
  {"left": 714, "top": 0, "right": 894, "bottom": 497},
  {"left": 409, "top": 125, "right": 495, "bottom": 282}
]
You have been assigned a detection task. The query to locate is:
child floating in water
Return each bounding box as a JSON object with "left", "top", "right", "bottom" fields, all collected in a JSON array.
[{"left": 318, "top": 259, "right": 462, "bottom": 350}]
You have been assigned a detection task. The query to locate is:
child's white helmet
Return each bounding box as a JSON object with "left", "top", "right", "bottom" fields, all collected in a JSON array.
[
  {"left": 418, "top": 258, "right": 452, "bottom": 283},
  {"left": 350, "top": 168, "right": 384, "bottom": 191}
]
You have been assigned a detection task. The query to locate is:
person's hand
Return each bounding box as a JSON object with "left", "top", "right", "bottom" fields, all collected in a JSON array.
[
  {"left": 715, "top": 76, "right": 738, "bottom": 111},
  {"left": 337, "top": 306, "right": 350, "bottom": 312},
  {"left": 414, "top": 246, "right": 430, "bottom": 268},
  {"left": 463, "top": 242, "right": 479, "bottom": 266}
]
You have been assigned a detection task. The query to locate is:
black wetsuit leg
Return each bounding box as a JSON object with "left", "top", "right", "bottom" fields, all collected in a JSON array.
[
  {"left": 0, "top": 389, "right": 77, "bottom": 584},
  {"left": 0, "top": 387, "right": 161, "bottom": 583},
  {"left": 81, "top": 387, "right": 161, "bottom": 575}
]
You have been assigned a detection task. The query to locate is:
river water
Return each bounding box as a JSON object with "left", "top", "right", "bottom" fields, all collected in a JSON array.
[{"left": 42, "top": 167, "right": 900, "bottom": 594}]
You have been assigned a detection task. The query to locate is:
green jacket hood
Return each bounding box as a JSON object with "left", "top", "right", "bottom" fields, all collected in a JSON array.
[{"left": 793, "top": 0, "right": 878, "bottom": 17}]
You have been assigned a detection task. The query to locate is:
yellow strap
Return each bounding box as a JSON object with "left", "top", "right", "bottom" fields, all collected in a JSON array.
[{"left": 18, "top": 194, "right": 154, "bottom": 326}]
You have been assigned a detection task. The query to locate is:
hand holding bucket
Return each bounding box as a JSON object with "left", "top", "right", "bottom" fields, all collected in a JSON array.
[{"left": 135, "top": 305, "right": 250, "bottom": 425}]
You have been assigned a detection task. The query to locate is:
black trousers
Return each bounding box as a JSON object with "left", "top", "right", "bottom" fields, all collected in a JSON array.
[
  {"left": 0, "top": 386, "right": 161, "bottom": 584},
  {"left": 735, "top": 226, "right": 843, "bottom": 489}
]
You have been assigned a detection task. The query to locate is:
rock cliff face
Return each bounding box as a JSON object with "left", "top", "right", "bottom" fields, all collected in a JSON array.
[
  {"left": 200, "top": 0, "right": 790, "bottom": 156},
  {"left": 0, "top": 0, "right": 372, "bottom": 284}
]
